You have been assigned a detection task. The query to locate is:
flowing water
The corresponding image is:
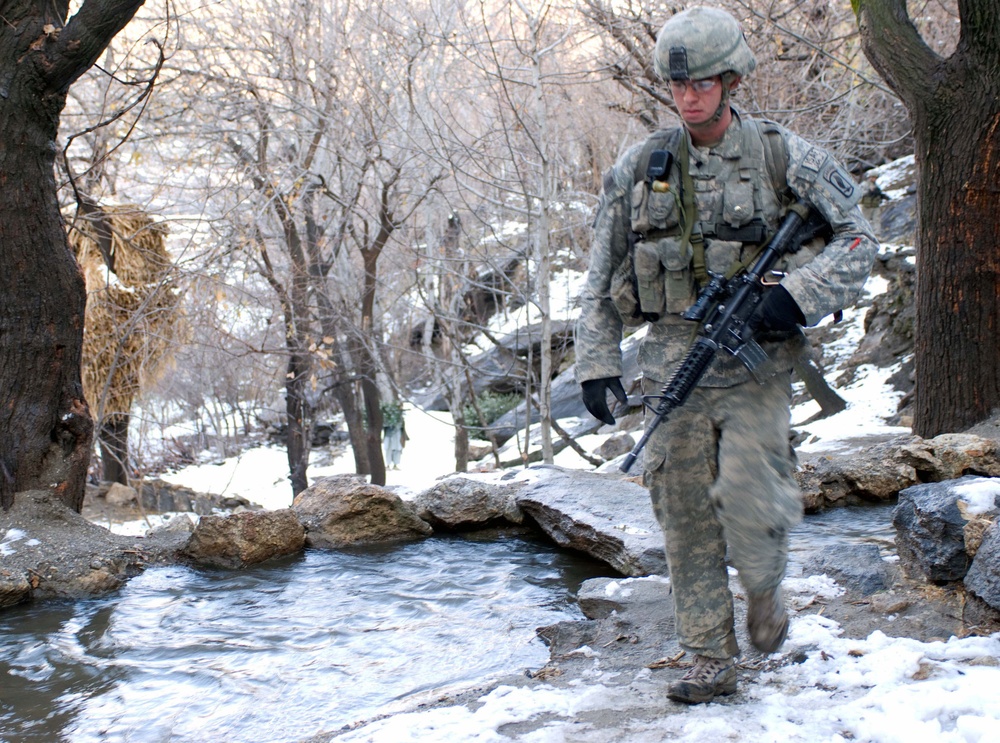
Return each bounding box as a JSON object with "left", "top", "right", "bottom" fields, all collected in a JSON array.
[
  {"left": 0, "top": 505, "right": 897, "bottom": 743},
  {"left": 0, "top": 532, "right": 609, "bottom": 743},
  {"left": 789, "top": 502, "right": 898, "bottom": 570}
]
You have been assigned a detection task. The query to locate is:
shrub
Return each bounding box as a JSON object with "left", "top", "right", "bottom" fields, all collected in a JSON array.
[{"left": 463, "top": 391, "right": 519, "bottom": 441}]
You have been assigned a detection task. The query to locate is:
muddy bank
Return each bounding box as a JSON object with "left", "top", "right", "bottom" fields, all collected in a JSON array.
[{"left": 0, "top": 490, "right": 188, "bottom": 607}]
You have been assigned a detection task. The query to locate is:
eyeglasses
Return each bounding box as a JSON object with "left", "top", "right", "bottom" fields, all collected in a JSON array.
[{"left": 669, "top": 78, "right": 720, "bottom": 96}]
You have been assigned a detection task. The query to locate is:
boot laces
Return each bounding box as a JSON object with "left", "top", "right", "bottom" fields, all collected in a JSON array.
[{"left": 682, "top": 655, "right": 731, "bottom": 682}]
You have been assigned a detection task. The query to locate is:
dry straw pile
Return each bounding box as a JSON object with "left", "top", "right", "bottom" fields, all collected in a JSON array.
[{"left": 69, "top": 205, "right": 182, "bottom": 424}]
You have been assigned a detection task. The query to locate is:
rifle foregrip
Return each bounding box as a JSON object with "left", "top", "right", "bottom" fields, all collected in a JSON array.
[
  {"left": 660, "top": 340, "right": 716, "bottom": 409},
  {"left": 618, "top": 339, "right": 718, "bottom": 473}
]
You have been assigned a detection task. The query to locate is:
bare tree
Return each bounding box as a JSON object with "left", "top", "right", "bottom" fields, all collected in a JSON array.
[
  {"left": 157, "top": 0, "right": 446, "bottom": 491},
  {"left": 858, "top": 0, "right": 1000, "bottom": 435}
]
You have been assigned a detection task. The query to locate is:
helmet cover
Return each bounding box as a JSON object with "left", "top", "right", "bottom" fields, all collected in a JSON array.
[{"left": 654, "top": 7, "right": 757, "bottom": 81}]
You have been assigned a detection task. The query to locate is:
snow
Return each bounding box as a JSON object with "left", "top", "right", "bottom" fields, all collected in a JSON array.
[
  {"left": 330, "top": 619, "right": 1000, "bottom": 742},
  {"left": 954, "top": 478, "right": 1000, "bottom": 517},
  {"left": 157, "top": 407, "right": 462, "bottom": 510},
  {"left": 1, "top": 528, "right": 27, "bottom": 556}
]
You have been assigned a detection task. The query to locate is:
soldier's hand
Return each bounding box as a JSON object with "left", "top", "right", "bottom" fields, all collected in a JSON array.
[
  {"left": 581, "top": 377, "right": 627, "bottom": 425},
  {"left": 749, "top": 285, "right": 806, "bottom": 334}
]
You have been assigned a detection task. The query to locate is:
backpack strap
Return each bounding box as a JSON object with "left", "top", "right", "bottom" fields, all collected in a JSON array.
[
  {"left": 676, "top": 132, "right": 709, "bottom": 286},
  {"left": 756, "top": 119, "right": 791, "bottom": 204},
  {"left": 632, "top": 128, "right": 683, "bottom": 186}
]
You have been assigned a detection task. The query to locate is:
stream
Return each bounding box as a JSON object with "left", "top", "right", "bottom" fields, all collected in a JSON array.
[{"left": 0, "top": 505, "right": 897, "bottom": 743}]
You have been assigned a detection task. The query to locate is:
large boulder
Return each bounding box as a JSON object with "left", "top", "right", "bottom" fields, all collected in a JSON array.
[
  {"left": 411, "top": 477, "right": 524, "bottom": 529},
  {"left": 142, "top": 479, "right": 257, "bottom": 514},
  {"left": 796, "top": 433, "right": 1000, "bottom": 511},
  {"left": 292, "top": 475, "right": 433, "bottom": 548},
  {"left": 514, "top": 466, "right": 666, "bottom": 577},
  {"left": 892, "top": 476, "right": 1000, "bottom": 583},
  {"left": 488, "top": 331, "right": 644, "bottom": 446},
  {"left": 413, "top": 320, "right": 575, "bottom": 413},
  {"left": 184, "top": 509, "right": 305, "bottom": 569},
  {"left": 964, "top": 522, "right": 1000, "bottom": 618}
]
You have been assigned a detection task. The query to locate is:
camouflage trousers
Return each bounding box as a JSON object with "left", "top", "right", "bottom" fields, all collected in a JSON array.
[{"left": 644, "top": 372, "right": 802, "bottom": 659}]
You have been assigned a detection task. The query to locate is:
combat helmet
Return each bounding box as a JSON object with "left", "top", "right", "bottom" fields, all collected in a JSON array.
[{"left": 654, "top": 7, "right": 756, "bottom": 81}]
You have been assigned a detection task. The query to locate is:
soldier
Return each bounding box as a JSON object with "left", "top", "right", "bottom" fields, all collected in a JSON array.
[{"left": 575, "top": 7, "right": 877, "bottom": 704}]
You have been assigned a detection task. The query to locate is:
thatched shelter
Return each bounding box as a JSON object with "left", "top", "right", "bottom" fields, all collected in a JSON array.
[{"left": 69, "top": 204, "right": 182, "bottom": 484}]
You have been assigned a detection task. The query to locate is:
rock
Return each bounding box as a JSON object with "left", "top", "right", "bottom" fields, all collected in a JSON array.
[
  {"left": 105, "top": 482, "right": 138, "bottom": 506},
  {"left": 139, "top": 479, "right": 258, "bottom": 515},
  {"left": 577, "top": 576, "right": 672, "bottom": 620},
  {"left": 411, "top": 477, "right": 523, "bottom": 529},
  {"left": 796, "top": 445, "right": 916, "bottom": 510},
  {"left": 594, "top": 434, "right": 636, "bottom": 461},
  {"left": 468, "top": 443, "right": 493, "bottom": 461},
  {"left": 514, "top": 466, "right": 666, "bottom": 577},
  {"left": 0, "top": 572, "right": 32, "bottom": 609},
  {"left": 292, "top": 475, "right": 433, "bottom": 548},
  {"left": 868, "top": 591, "right": 911, "bottom": 615},
  {"left": 489, "top": 332, "right": 643, "bottom": 445},
  {"left": 70, "top": 567, "right": 126, "bottom": 594},
  {"left": 413, "top": 319, "right": 575, "bottom": 416},
  {"left": 965, "top": 516, "right": 996, "bottom": 558},
  {"left": 897, "top": 434, "right": 1000, "bottom": 480},
  {"left": 964, "top": 522, "right": 1000, "bottom": 615},
  {"left": 184, "top": 509, "right": 305, "bottom": 569},
  {"left": 1, "top": 488, "right": 186, "bottom": 601},
  {"left": 795, "top": 434, "right": 1000, "bottom": 511},
  {"left": 147, "top": 513, "right": 197, "bottom": 537},
  {"left": 893, "top": 478, "right": 977, "bottom": 582},
  {"left": 876, "top": 191, "right": 917, "bottom": 245},
  {"left": 803, "top": 543, "right": 892, "bottom": 596}
]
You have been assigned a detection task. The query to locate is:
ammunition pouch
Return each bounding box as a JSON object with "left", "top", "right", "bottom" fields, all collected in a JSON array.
[{"left": 634, "top": 236, "right": 695, "bottom": 316}]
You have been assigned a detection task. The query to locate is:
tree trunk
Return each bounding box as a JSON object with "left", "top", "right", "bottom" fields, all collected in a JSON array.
[
  {"left": 450, "top": 364, "right": 470, "bottom": 474},
  {"left": 327, "top": 367, "right": 370, "bottom": 476},
  {"left": 911, "top": 104, "right": 1000, "bottom": 435},
  {"left": 285, "top": 351, "right": 312, "bottom": 496},
  {"left": 859, "top": 0, "right": 1000, "bottom": 437},
  {"left": 99, "top": 414, "right": 131, "bottom": 485},
  {"left": 359, "top": 248, "right": 386, "bottom": 486},
  {"left": 0, "top": 0, "right": 145, "bottom": 510}
]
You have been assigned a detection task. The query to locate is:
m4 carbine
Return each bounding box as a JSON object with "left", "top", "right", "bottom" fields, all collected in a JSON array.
[{"left": 620, "top": 203, "right": 828, "bottom": 473}]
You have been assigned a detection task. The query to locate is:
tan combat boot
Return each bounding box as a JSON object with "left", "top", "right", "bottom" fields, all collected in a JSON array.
[
  {"left": 666, "top": 655, "right": 737, "bottom": 704},
  {"left": 747, "top": 586, "right": 790, "bottom": 653}
]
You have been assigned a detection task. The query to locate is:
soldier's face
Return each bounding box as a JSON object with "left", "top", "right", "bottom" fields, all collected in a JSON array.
[{"left": 669, "top": 76, "right": 723, "bottom": 126}]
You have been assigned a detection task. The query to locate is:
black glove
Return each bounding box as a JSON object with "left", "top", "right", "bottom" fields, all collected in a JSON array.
[
  {"left": 749, "top": 285, "right": 806, "bottom": 334},
  {"left": 581, "top": 377, "right": 628, "bottom": 425}
]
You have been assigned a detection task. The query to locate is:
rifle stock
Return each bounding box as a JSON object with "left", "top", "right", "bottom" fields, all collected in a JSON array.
[{"left": 620, "top": 204, "right": 818, "bottom": 473}]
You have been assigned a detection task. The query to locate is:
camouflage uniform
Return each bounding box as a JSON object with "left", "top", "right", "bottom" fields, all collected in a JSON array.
[{"left": 575, "top": 111, "right": 877, "bottom": 659}]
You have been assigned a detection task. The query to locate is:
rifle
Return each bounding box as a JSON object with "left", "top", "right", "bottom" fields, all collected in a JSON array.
[{"left": 620, "top": 203, "right": 828, "bottom": 473}]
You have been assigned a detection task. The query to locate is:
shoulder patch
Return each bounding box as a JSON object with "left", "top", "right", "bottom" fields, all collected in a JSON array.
[
  {"left": 822, "top": 162, "right": 856, "bottom": 199},
  {"left": 801, "top": 147, "right": 826, "bottom": 172}
]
